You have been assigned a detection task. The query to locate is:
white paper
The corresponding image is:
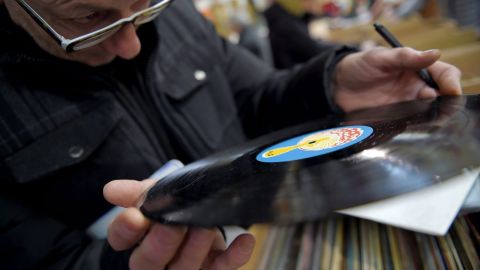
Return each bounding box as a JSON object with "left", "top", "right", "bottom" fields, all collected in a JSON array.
[
  {"left": 337, "top": 169, "right": 480, "bottom": 236},
  {"left": 461, "top": 176, "right": 480, "bottom": 213}
]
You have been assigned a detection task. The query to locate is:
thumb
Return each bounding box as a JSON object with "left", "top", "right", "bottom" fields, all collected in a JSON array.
[
  {"left": 103, "top": 179, "right": 156, "bottom": 207},
  {"left": 376, "top": 47, "right": 441, "bottom": 71},
  {"left": 398, "top": 48, "right": 441, "bottom": 70},
  {"left": 415, "top": 49, "right": 441, "bottom": 67}
]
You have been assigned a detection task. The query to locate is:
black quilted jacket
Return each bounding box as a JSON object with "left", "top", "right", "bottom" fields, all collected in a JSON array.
[{"left": 0, "top": 1, "right": 353, "bottom": 268}]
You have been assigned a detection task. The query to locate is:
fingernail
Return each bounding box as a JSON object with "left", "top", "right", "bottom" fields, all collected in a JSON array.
[{"left": 418, "top": 49, "right": 439, "bottom": 56}]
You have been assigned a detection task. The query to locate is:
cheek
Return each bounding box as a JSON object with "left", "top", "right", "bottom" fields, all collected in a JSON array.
[
  {"left": 5, "top": 3, "right": 70, "bottom": 57},
  {"left": 4, "top": 2, "right": 117, "bottom": 66},
  {"left": 131, "top": 0, "right": 150, "bottom": 11},
  {"left": 73, "top": 46, "right": 110, "bottom": 59},
  {"left": 5, "top": 1, "right": 32, "bottom": 30}
]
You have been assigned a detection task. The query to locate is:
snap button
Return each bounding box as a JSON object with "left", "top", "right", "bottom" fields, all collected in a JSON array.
[
  {"left": 68, "top": 146, "right": 85, "bottom": 159},
  {"left": 194, "top": 70, "right": 206, "bottom": 81}
]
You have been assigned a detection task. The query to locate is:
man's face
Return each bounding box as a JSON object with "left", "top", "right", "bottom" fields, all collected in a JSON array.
[{"left": 3, "top": 0, "right": 150, "bottom": 66}]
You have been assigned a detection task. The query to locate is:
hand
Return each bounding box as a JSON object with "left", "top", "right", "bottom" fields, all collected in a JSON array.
[
  {"left": 333, "top": 47, "right": 462, "bottom": 112},
  {"left": 103, "top": 179, "right": 255, "bottom": 270}
]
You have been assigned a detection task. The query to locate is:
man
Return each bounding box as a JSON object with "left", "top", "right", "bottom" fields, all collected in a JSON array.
[
  {"left": 0, "top": 0, "right": 461, "bottom": 269},
  {"left": 264, "top": 0, "right": 339, "bottom": 69}
]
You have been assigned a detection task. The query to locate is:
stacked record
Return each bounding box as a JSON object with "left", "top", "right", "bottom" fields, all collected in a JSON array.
[{"left": 242, "top": 214, "right": 480, "bottom": 270}]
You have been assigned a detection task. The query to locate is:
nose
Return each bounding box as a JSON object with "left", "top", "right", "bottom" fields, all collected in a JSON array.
[{"left": 100, "top": 23, "right": 142, "bottom": 60}]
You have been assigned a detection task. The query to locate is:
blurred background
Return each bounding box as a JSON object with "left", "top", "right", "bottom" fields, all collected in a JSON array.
[
  {"left": 193, "top": 0, "right": 480, "bottom": 93},
  {"left": 190, "top": 2, "right": 480, "bottom": 268}
]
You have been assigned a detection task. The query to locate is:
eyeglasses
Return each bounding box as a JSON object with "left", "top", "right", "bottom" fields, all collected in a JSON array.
[{"left": 15, "top": 0, "right": 173, "bottom": 52}]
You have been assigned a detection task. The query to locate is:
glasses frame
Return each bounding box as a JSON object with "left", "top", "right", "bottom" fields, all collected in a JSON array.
[{"left": 15, "top": 0, "right": 172, "bottom": 52}]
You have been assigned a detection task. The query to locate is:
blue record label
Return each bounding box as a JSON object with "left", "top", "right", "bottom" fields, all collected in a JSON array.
[{"left": 256, "top": 125, "right": 374, "bottom": 163}]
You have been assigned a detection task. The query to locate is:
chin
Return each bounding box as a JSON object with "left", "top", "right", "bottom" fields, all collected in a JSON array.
[
  {"left": 40, "top": 48, "right": 116, "bottom": 67},
  {"left": 69, "top": 51, "right": 117, "bottom": 67},
  {"left": 83, "top": 56, "right": 117, "bottom": 67}
]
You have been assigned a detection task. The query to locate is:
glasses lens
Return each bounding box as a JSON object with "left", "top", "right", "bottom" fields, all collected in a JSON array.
[
  {"left": 72, "top": 25, "right": 122, "bottom": 51},
  {"left": 135, "top": 9, "right": 161, "bottom": 25},
  {"left": 67, "top": 0, "right": 171, "bottom": 51}
]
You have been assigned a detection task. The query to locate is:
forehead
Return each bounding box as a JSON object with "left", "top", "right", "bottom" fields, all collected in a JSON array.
[
  {"left": 37, "top": 0, "right": 135, "bottom": 10},
  {"left": 40, "top": 0, "right": 71, "bottom": 4}
]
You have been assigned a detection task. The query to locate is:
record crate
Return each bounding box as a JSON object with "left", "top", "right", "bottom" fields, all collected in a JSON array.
[{"left": 241, "top": 214, "right": 480, "bottom": 270}]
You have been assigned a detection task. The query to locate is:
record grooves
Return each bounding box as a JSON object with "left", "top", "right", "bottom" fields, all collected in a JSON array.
[{"left": 140, "top": 95, "right": 480, "bottom": 227}]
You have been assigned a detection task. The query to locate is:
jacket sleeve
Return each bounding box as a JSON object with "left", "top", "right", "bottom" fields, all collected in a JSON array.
[
  {"left": 0, "top": 192, "right": 131, "bottom": 270},
  {"left": 218, "top": 34, "right": 357, "bottom": 137}
]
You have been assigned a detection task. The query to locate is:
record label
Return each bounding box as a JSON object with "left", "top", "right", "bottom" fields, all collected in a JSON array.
[{"left": 256, "top": 126, "right": 374, "bottom": 163}]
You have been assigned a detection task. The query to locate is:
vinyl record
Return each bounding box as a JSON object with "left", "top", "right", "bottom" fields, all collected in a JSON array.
[{"left": 140, "top": 95, "right": 480, "bottom": 227}]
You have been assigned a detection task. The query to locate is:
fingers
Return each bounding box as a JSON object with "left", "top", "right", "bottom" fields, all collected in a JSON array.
[
  {"left": 103, "top": 179, "right": 156, "bottom": 207},
  {"left": 411, "top": 49, "right": 441, "bottom": 69},
  {"left": 417, "top": 87, "right": 437, "bottom": 99},
  {"left": 374, "top": 47, "right": 441, "bottom": 71},
  {"left": 210, "top": 233, "right": 256, "bottom": 270},
  {"left": 428, "top": 61, "right": 462, "bottom": 95},
  {"left": 201, "top": 229, "right": 229, "bottom": 268},
  {"left": 371, "top": 47, "right": 461, "bottom": 96},
  {"left": 104, "top": 180, "right": 243, "bottom": 270},
  {"left": 106, "top": 206, "right": 254, "bottom": 270},
  {"left": 168, "top": 228, "right": 218, "bottom": 270},
  {"left": 108, "top": 207, "right": 151, "bottom": 250},
  {"left": 107, "top": 209, "right": 222, "bottom": 270},
  {"left": 129, "top": 224, "right": 188, "bottom": 270}
]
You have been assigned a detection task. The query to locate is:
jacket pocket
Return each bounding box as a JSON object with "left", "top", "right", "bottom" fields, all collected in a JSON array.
[
  {"left": 155, "top": 43, "right": 244, "bottom": 154},
  {"left": 5, "top": 103, "right": 121, "bottom": 184}
]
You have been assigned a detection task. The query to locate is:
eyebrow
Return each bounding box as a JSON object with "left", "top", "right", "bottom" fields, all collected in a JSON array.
[{"left": 40, "top": 0, "right": 110, "bottom": 17}]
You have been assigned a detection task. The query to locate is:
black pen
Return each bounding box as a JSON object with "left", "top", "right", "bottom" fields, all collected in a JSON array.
[{"left": 373, "top": 22, "right": 439, "bottom": 90}]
